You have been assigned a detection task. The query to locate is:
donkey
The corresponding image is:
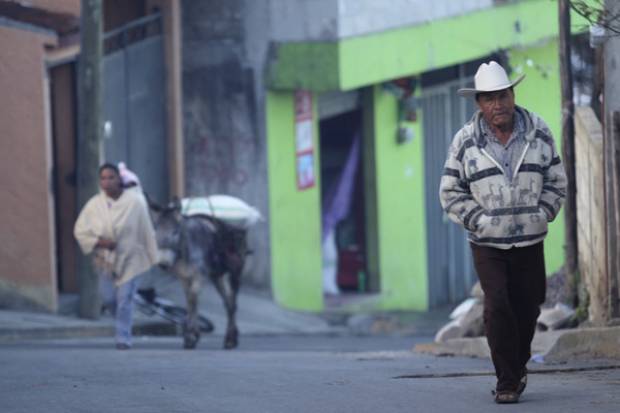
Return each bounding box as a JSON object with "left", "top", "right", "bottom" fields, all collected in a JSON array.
[{"left": 148, "top": 198, "right": 248, "bottom": 350}]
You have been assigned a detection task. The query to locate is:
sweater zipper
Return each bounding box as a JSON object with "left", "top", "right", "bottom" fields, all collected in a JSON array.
[
  {"left": 512, "top": 141, "right": 530, "bottom": 182},
  {"left": 480, "top": 141, "right": 531, "bottom": 183},
  {"left": 480, "top": 147, "right": 505, "bottom": 174}
]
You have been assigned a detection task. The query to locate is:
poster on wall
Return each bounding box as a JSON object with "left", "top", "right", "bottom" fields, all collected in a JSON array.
[
  {"left": 295, "top": 90, "right": 315, "bottom": 190},
  {"left": 296, "top": 152, "right": 315, "bottom": 190}
]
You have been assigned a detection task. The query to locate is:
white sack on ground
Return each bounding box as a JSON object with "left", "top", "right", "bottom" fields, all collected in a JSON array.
[
  {"left": 537, "top": 303, "right": 575, "bottom": 331},
  {"left": 322, "top": 230, "right": 340, "bottom": 295},
  {"left": 435, "top": 298, "right": 484, "bottom": 343},
  {"left": 449, "top": 297, "right": 478, "bottom": 320}
]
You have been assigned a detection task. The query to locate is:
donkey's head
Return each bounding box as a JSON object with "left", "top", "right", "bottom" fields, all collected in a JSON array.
[{"left": 147, "top": 195, "right": 184, "bottom": 268}]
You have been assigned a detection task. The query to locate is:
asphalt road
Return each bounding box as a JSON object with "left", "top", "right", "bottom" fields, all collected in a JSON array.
[{"left": 1, "top": 335, "right": 619, "bottom": 413}]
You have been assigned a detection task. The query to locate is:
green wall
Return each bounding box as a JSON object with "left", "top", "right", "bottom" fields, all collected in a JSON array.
[
  {"left": 370, "top": 86, "right": 428, "bottom": 310},
  {"left": 508, "top": 40, "right": 565, "bottom": 274},
  {"left": 266, "top": 91, "right": 323, "bottom": 311}
]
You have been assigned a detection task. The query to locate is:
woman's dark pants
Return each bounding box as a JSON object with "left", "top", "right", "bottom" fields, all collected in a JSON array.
[{"left": 471, "top": 241, "right": 546, "bottom": 392}]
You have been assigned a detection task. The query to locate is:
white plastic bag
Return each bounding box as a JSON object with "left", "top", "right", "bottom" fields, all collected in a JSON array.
[
  {"left": 322, "top": 231, "right": 340, "bottom": 295},
  {"left": 449, "top": 297, "right": 478, "bottom": 320}
]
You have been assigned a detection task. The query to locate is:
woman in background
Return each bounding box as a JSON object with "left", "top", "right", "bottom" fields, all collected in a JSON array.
[{"left": 74, "top": 163, "right": 159, "bottom": 349}]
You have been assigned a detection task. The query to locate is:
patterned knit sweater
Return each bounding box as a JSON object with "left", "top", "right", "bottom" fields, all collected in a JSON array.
[{"left": 439, "top": 106, "right": 567, "bottom": 249}]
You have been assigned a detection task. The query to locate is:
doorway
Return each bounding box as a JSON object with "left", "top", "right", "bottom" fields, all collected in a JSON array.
[
  {"left": 319, "top": 109, "right": 368, "bottom": 297},
  {"left": 49, "top": 62, "right": 78, "bottom": 293}
]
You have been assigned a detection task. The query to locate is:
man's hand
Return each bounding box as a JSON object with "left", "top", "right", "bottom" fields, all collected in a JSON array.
[{"left": 96, "top": 238, "right": 116, "bottom": 250}]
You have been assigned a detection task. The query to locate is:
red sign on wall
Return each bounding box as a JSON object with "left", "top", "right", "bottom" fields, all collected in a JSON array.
[{"left": 294, "top": 90, "right": 315, "bottom": 190}]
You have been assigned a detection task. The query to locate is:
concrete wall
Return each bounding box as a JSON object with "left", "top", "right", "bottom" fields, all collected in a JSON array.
[
  {"left": 604, "top": 0, "right": 620, "bottom": 113},
  {"left": 181, "top": 0, "right": 271, "bottom": 287},
  {"left": 604, "top": 0, "right": 620, "bottom": 315},
  {"left": 574, "top": 107, "right": 608, "bottom": 325},
  {"left": 0, "top": 24, "right": 58, "bottom": 311},
  {"left": 269, "top": 0, "right": 493, "bottom": 41}
]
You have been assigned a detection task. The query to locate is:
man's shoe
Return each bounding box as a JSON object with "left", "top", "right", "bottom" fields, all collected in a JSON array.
[
  {"left": 494, "top": 390, "right": 520, "bottom": 404},
  {"left": 115, "top": 343, "right": 131, "bottom": 350}
]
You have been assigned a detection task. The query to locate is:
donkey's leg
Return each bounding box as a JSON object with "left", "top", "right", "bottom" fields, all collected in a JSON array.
[
  {"left": 180, "top": 272, "right": 202, "bottom": 349},
  {"left": 227, "top": 267, "right": 242, "bottom": 349},
  {"left": 210, "top": 272, "right": 239, "bottom": 349}
]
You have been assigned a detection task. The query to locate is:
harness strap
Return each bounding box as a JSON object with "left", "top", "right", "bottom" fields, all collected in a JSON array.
[{"left": 178, "top": 216, "right": 190, "bottom": 264}]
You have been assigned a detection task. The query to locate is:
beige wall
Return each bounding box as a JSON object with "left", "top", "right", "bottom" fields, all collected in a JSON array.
[
  {"left": 0, "top": 25, "right": 58, "bottom": 311},
  {"left": 575, "top": 107, "right": 608, "bottom": 325}
]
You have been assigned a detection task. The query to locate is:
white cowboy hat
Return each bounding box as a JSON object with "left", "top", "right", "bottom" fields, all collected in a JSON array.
[{"left": 457, "top": 61, "right": 525, "bottom": 97}]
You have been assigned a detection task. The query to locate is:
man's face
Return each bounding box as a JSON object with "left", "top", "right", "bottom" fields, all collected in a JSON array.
[{"left": 476, "top": 88, "right": 516, "bottom": 130}]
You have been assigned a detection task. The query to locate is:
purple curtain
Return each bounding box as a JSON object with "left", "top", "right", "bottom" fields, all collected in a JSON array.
[{"left": 321, "top": 134, "right": 360, "bottom": 243}]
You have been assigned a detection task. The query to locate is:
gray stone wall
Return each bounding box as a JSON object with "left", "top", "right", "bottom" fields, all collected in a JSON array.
[{"left": 182, "top": 0, "right": 271, "bottom": 287}]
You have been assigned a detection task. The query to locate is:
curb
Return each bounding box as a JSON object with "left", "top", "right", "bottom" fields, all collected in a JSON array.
[
  {"left": 0, "top": 321, "right": 177, "bottom": 343},
  {"left": 544, "top": 326, "right": 620, "bottom": 361},
  {"left": 414, "top": 327, "right": 620, "bottom": 361}
]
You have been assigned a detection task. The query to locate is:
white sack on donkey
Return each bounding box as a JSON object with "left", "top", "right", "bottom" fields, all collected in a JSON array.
[{"left": 181, "top": 195, "right": 263, "bottom": 229}]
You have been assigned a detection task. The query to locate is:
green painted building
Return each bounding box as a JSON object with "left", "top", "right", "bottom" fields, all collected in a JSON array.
[{"left": 264, "top": 0, "right": 587, "bottom": 312}]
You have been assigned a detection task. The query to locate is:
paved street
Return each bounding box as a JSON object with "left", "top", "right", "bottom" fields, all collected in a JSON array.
[{"left": 1, "top": 334, "right": 619, "bottom": 413}]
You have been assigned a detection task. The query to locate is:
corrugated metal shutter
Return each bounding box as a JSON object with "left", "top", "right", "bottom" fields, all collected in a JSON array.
[
  {"left": 421, "top": 79, "right": 477, "bottom": 307},
  {"left": 103, "top": 15, "right": 169, "bottom": 204}
]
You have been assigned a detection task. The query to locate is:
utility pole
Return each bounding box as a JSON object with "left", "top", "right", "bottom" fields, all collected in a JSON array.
[
  {"left": 559, "top": 0, "right": 579, "bottom": 305},
  {"left": 77, "top": 0, "right": 103, "bottom": 319}
]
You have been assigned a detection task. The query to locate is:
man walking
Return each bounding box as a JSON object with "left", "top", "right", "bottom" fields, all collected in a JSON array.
[{"left": 439, "top": 61, "right": 566, "bottom": 403}]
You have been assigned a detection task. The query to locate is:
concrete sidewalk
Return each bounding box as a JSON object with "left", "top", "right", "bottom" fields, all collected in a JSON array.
[{"left": 0, "top": 286, "right": 339, "bottom": 342}]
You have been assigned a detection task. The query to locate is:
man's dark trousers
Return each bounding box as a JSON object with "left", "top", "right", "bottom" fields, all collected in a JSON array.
[{"left": 471, "top": 242, "right": 546, "bottom": 391}]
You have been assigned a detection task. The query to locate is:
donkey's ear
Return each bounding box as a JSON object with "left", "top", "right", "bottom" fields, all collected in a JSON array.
[
  {"left": 169, "top": 196, "right": 182, "bottom": 211},
  {"left": 167, "top": 196, "right": 183, "bottom": 221},
  {"left": 143, "top": 191, "right": 162, "bottom": 212}
]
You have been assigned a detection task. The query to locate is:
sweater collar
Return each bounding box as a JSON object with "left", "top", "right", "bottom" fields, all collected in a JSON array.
[{"left": 471, "top": 105, "right": 535, "bottom": 147}]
